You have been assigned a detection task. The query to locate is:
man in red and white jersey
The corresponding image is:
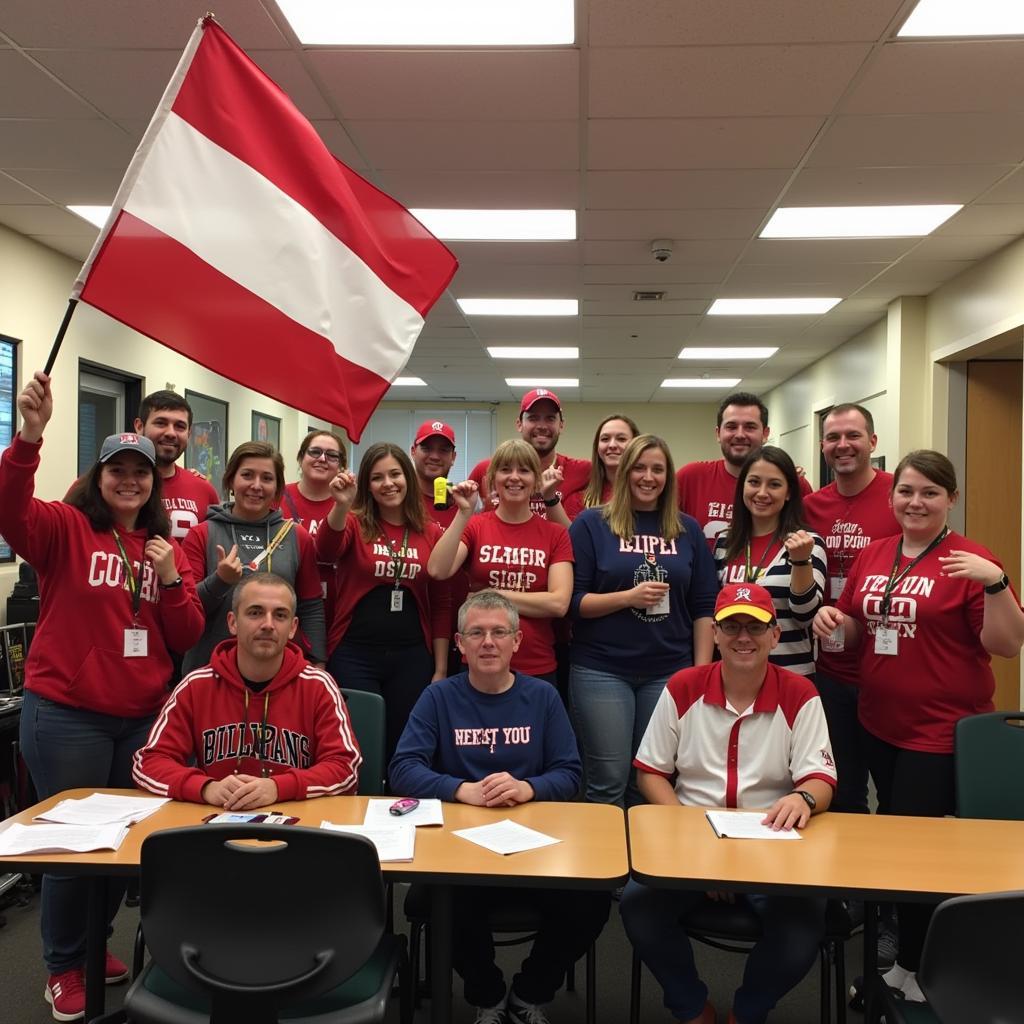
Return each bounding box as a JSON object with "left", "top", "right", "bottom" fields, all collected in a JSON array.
[
  {"left": 621, "top": 582, "right": 836, "bottom": 1024},
  {"left": 676, "top": 391, "right": 811, "bottom": 546}
]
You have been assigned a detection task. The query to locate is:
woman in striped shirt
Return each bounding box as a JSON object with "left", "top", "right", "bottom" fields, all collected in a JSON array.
[{"left": 713, "top": 446, "right": 825, "bottom": 677}]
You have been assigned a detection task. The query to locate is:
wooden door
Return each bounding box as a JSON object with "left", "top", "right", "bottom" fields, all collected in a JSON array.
[{"left": 966, "top": 360, "right": 1022, "bottom": 711}]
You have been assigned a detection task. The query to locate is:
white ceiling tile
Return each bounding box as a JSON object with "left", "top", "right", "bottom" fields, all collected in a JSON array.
[
  {"left": 726, "top": 262, "right": 887, "bottom": 289},
  {"left": 902, "top": 234, "right": 1018, "bottom": 261},
  {"left": 582, "top": 314, "right": 703, "bottom": 333},
  {"left": 448, "top": 240, "right": 581, "bottom": 265},
  {"left": 785, "top": 165, "right": 1012, "bottom": 204},
  {"left": 589, "top": 45, "right": 871, "bottom": 118},
  {"left": 875, "top": 260, "right": 975, "bottom": 284},
  {"left": 582, "top": 264, "right": 731, "bottom": 285},
  {"left": 980, "top": 168, "right": 1024, "bottom": 204},
  {"left": 588, "top": 0, "right": 904, "bottom": 45},
  {"left": 843, "top": 40, "right": 1024, "bottom": 115},
  {"left": 351, "top": 120, "right": 578, "bottom": 171},
  {"left": 742, "top": 237, "right": 919, "bottom": 263},
  {"left": 581, "top": 209, "right": 764, "bottom": 240},
  {"left": 580, "top": 283, "right": 716, "bottom": 301},
  {"left": 378, "top": 170, "right": 579, "bottom": 208},
  {"left": 583, "top": 238, "right": 745, "bottom": 264},
  {"left": 308, "top": 50, "right": 579, "bottom": 120},
  {"left": 587, "top": 117, "right": 824, "bottom": 170},
  {"left": 0, "top": 173, "right": 50, "bottom": 203},
  {"left": 587, "top": 169, "right": 791, "bottom": 209},
  {"left": 3, "top": 165, "right": 129, "bottom": 204},
  {"left": 581, "top": 299, "right": 709, "bottom": 316},
  {"left": 935, "top": 204, "right": 1024, "bottom": 237},
  {"left": 0, "top": 50, "right": 99, "bottom": 117},
  {"left": 0, "top": 118, "right": 137, "bottom": 168},
  {"left": 0, "top": 203, "right": 97, "bottom": 234}
]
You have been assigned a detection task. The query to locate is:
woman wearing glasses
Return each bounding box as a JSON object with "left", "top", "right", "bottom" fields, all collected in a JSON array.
[
  {"left": 814, "top": 450, "right": 1024, "bottom": 1003},
  {"left": 713, "top": 446, "right": 826, "bottom": 678},
  {"left": 568, "top": 434, "right": 718, "bottom": 807},
  {"left": 316, "top": 443, "right": 450, "bottom": 761},
  {"left": 281, "top": 430, "right": 348, "bottom": 640},
  {"left": 428, "top": 439, "right": 574, "bottom": 684}
]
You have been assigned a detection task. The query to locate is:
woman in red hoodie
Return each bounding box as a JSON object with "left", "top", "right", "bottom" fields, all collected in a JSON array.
[{"left": 0, "top": 371, "right": 203, "bottom": 1020}]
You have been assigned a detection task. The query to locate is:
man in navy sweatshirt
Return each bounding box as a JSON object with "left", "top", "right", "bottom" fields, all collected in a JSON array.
[{"left": 390, "top": 591, "right": 609, "bottom": 1024}]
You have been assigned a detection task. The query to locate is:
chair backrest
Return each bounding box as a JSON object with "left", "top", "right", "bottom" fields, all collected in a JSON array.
[
  {"left": 140, "top": 824, "right": 384, "bottom": 1013},
  {"left": 919, "top": 889, "right": 1024, "bottom": 1024},
  {"left": 955, "top": 712, "right": 1024, "bottom": 819},
  {"left": 341, "top": 688, "right": 386, "bottom": 795}
]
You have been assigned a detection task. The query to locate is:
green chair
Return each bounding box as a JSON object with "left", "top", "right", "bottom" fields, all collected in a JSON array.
[
  {"left": 341, "top": 689, "right": 387, "bottom": 796},
  {"left": 955, "top": 711, "right": 1024, "bottom": 819}
]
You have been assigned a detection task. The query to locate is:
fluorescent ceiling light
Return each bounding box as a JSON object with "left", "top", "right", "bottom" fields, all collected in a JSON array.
[
  {"left": 412, "top": 209, "right": 576, "bottom": 241},
  {"left": 506, "top": 378, "right": 578, "bottom": 388},
  {"left": 278, "top": 0, "right": 574, "bottom": 45},
  {"left": 488, "top": 346, "right": 579, "bottom": 359},
  {"left": 679, "top": 347, "right": 778, "bottom": 360},
  {"left": 391, "top": 377, "right": 427, "bottom": 386},
  {"left": 761, "top": 205, "right": 961, "bottom": 238},
  {"left": 708, "top": 298, "right": 840, "bottom": 316},
  {"left": 661, "top": 379, "right": 742, "bottom": 388},
  {"left": 68, "top": 204, "right": 111, "bottom": 228},
  {"left": 899, "top": 0, "right": 1024, "bottom": 36},
  {"left": 458, "top": 299, "right": 578, "bottom": 316}
]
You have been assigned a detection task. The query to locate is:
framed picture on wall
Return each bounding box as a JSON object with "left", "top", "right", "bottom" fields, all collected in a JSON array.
[
  {"left": 252, "top": 411, "right": 281, "bottom": 450},
  {"left": 185, "top": 389, "right": 228, "bottom": 497},
  {"left": 871, "top": 456, "right": 886, "bottom": 471},
  {"left": 0, "top": 334, "right": 19, "bottom": 563}
]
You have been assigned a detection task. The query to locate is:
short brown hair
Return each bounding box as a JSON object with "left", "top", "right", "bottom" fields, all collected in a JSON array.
[
  {"left": 223, "top": 441, "right": 285, "bottom": 501},
  {"left": 893, "top": 450, "right": 958, "bottom": 495},
  {"left": 296, "top": 429, "right": 347, "bottom": 468}
]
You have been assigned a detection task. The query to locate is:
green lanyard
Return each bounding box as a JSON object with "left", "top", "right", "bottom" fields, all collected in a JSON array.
[
  {"left": 388, "top": 527, "right": 410, "bottom": 591},
  {"left": 112, "top": 529, "right": 146, "bottom": 622},
  {"left": 880, "top": 527, "right": 948, "bottom": 623},
  {"left": 744, "top": 533, "right": 781, "bottom": 583}
]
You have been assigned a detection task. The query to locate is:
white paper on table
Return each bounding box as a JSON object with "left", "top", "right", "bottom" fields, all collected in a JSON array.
[
  {"left": 320, "top": 821, "right": 416, "bottom": 862},
  {"left": 705, "top": 810, "right": 803, "bottom": 840},
  {"left": 363, "top": 798, "right": 444, "bottom": 828},
  {"left": 0, "top": 822, "right": 130, "bottom": 855},
  {"left": 452, "top": 819, "right": 560, "bottom": 855},
  {"left": 34, "top": 793, "right": 169, "bottom": 826}
]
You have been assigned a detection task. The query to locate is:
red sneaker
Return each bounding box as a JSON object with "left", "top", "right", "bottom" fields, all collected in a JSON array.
[
  {"left": 105, "top": 950, "right": 130, "bottom": 984},
  {"left": 44, "top": 968, "right": 85, "bottom": 1022}
]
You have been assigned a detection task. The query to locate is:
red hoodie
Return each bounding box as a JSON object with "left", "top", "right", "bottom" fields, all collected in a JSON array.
[
  {"left": 132, "top": 639, "right": 362, "bottom": 802},
  {"left": 0, "top": 434, "right": 204, "bottom": 718}
]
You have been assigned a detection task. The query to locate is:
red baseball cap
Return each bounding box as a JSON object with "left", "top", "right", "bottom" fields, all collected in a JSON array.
[
  {"left": 414, "top": 420, "right": 456, "bottom": 446},
  {"left": 714, "top": 583, "right": 775, "bottom": 624},
  {"left": 519, "top": 388, "right": 562, "bottom": 414}
]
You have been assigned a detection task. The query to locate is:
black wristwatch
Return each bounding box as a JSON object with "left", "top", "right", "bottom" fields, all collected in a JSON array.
[
  {"left": 792, "top": 789, "right": 816, "bottom": 811},
  {"left": 543, "top": 495, "right": 561, "bottom": 507},
  {"left": 789, "top": 558, "right": 812, "bottom": 566},
  {"left": 159, "top": 576, "right": 184, "bottom": 589},
  {"left": 985, "top": 573, "right": 1010, "bottom": 595}
]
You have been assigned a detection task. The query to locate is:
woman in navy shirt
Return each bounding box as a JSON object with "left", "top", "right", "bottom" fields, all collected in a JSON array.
[{"left": 569, "top": 434, "right": 718, "bottom": 807}]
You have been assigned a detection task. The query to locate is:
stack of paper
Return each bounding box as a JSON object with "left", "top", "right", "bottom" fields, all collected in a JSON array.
[
  {"left": 452, "top": 820, "right": 560, "bottom": 855},
  {"left": 320, "top": 821, "right": 416, "bottom": 862},
  {"left": 362, "top": 798, "right": 444, "bottom": 827},
  {"left": 0, "top": 822, "right": 130, "bottom": 856},
  {"left": 705, "top": 810, "right": 803, "bottom": 840},
  {"left": 34, "top": 794, "right": 169, "bottom": 826}
]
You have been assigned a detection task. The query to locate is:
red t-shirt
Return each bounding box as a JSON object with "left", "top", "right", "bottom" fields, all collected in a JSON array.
[
  {"left": 421, "top": 490, "right": 466, "bottom": 636},
  {"left": 460, "top": 511, "right": 574, "bottom": 676},
  {"left": 803, "top": 471, "right": 899, "bottom": 684},
  {"left": 280, "top": 482, "right": 340, "bottom": 636},
  {"left": 563, "top": 482, "right": 611, "bottom": 521},
  {"left": 836, "top": 531, "right": 1007, "bottom": 754},
  {"left": 469, "top": 453, "right": 590, "bottom": 519},
  {"left": 676, "top": 459, "right": 812, "bottom": 548}
]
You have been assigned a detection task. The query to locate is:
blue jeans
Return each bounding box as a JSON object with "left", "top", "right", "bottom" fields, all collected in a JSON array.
[
  {"left": 815, "top": 671, "right": 869, "bottom": 814},
  {"left": 20, "top": 690, "right": 154, "bottom": 973},
  {"left": 620, "top": 880, "right": 825, "bottom": 1024},
  {"left": 569, "top": 664, "right": 669, "bottom": 808}
]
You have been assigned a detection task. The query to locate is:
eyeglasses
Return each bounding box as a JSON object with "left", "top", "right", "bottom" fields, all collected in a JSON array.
[
  {"left": 306, "top": 447, "right": 342, "bottom": 464},
  {"left": 460, "top": 627, "right": 516, "bottom": 642},
  {"left": 716, "top": 620, "right": 771, "bottom": 637}
]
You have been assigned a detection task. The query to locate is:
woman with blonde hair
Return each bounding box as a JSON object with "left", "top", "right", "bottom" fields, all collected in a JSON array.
[
  {"left": 568, "top": 434, "right": 718, "bottom": 806},
  {"left": 429, "top": 439, "right": 574, "bottom": 683}
]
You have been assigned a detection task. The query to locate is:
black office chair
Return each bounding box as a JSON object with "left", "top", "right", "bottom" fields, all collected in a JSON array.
[
  {"left": 956, "top": 711, "right": 1024, "bottom": 819},
  {"left": 403, "top": 885, "right": 597, "bottom": 1024},
  {"left": 629, "top": 897, "right": 853, "bottom": 1024},
  {"left": 879, "top": 889, "right": 1024, "bottom": 1024},
  {"left": 104, "top": 824, "right": 411, "bottom": 1024},
  {"left": 340, "top": 688, "right": 387, "bottom": 797}
]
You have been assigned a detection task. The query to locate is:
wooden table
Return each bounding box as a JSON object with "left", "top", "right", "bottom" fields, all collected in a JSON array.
[
  {"left": 0, "top": 790, "right": 629, "bottom": 1023},
  {"left": 628, "top": 805, "right": 1024, "bottom": 1021}
]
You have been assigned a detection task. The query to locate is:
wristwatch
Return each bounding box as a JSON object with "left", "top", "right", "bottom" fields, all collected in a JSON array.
[
  {"left": 985, "top": 573, "right": 1010, "bottom": 595},
  {"left": 792, "top": 790, "right": 816, "bottom": 811},
  {"left": 543, "top": 495, "right": 561, "bottom": 507},
  {"left": 789, "top": 558, "right": 812, "bottom": 566},
  {"left": 159, "top": 576, "right": 184, "bottom": 589}
]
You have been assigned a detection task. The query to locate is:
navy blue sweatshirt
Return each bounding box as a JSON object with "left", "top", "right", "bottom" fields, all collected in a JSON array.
[
  {"left": 388, "top": 672, "right": 581, "bottom": 802},
  {"left": 568, "top": 508, "right": 719, "bottom": 676}
]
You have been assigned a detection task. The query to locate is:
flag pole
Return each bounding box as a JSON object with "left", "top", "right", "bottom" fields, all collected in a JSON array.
[{"left": 42, "top": 298, "right": 79, "bottom": 375}]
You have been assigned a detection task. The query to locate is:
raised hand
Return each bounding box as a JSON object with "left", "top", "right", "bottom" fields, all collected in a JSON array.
[
  {"left": 215, "top": 543, "right": 243, "bottom": 584},
  {"left": 17, "top": 371, "right": 53, "bottom": 443}
]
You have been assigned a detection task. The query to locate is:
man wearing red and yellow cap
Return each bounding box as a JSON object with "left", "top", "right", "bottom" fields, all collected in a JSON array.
[{"left": 620, "top": 582, "right": 837, "bottom": 1024}]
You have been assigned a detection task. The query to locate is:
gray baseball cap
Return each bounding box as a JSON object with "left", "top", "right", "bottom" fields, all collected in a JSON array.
[{"left": 98, "top": 433, "right": 156, "bottom": 465}]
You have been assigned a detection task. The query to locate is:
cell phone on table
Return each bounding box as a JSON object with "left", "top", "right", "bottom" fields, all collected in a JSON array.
[
  {"left": 389, "top": 798, "right": 420, "bottom": 816},
  {"left": 202, "top": 812, "right": 299, "bottom": 825}
]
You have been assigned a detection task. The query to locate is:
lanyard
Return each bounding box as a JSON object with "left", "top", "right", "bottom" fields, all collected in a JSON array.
[
  {"left": 881, "top": 527, "right": 948, "bottom": 622},
  {"left": 245, "top": 520, "right": 294, "bottom": 573},
  {"left": 240, "top": 688, "right": 271, "bottom": 778},
  {"left": 744, "top": 533, "right": 781, "bottom": 583},
  {"left": 112, "top": 529, "right": 146, "bottom": 622},
  {"left": 388, "top": 527, "right": 411, "bottom": 590}
]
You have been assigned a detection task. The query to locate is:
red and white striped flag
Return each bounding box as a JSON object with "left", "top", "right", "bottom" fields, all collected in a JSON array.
[{"left": 73, "top": 17, "right": 457, "bottom": 442}]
